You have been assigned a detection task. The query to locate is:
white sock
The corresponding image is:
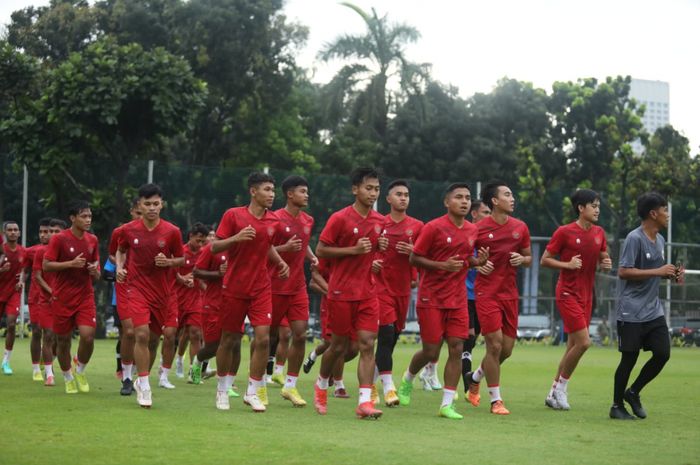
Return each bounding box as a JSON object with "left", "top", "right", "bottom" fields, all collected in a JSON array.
[
  {"left": 274, "top": 363, "right": 284, "bottom": 375},
  {"left": 556, "top": 375, "right": 570, "bottom": 392},
  {"left": 176, "top": 355, "right": 183, "bottom": 365},
  {"left": 373, "top": 366, "right": 379, "bottom": 383},
  {"left": 122, "top": 363, "right": 133, "bottom": 381},
  {"left": 217, "top": 375, "right": 227, "bottom": 391},
  {"left": 334, "top": 378, "right": 345, "bottom": 390},
  {"left": 226, "top": 374, "right": 235, "bottom": 390},
  {"left": 488, "top": 385, "right": 502, "bottom": 403},
  {"left": 76, "top": 362, "right": 87, "bottom": 375},
  {"left": 309, "top": 350, "right": 318, "bottom": 361},
  {"left": 358, "top": 387, "right": 372, "bottom": 404},
  {"left": 138, "top": 375, "right": 151, "bottom": 391},
  {"left": 44, "top": 364, "right": 54, "bottom": 377},
  {"left": 3, "top": 350, "right": 12, "bottom": 363},
  {"left": 192, "top": 355, "right": 201, "bottom": 367},
  {"left": 284, "top": 374, "right": 298, "bottom": 389},
  {"left": 441, "top": 388, "right": 456, "bottom": 407},
  {"left": 32, "top": 363, "right": 40, "bottom": 373},
  {"left": 160, "top": 367, "right": 170, "bottom": 381},
  {"left": 472, "top": 364, "right": 485, "bottom": 383},
  {"left": 429, "top": 361, "right": 439, "bottom": 375},
  {"left": 247, "top": 377, "right": 263, "bottom": 396},
  {"left": 380, "top": 373, "right": 395, "bottom": 394},
  {"left": 404, "top": 370, "right": 416, "bottom": 383},
  {"left": 63, "top": 370, "right": 74, "bottom": 381},
  {"left": 549, "top": 377, "right": 559, "bottom": 396},
  {"left": 316, "top": 376, "right": 329, "bottom": 390}
]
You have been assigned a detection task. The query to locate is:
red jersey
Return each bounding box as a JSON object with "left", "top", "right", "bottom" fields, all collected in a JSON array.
[
  {"left": 413, "top": 215, "right": 477, "bottom": 308},
  {"left": 0, "top": 243, "right": 26, "bottom": 302},
  {"left": 474, "top": 216, "right": 531, "bottom": 300},
  {"left": 176, "top": 243, "right": 203, "bottom": 310},
  {"left": 546, "top": 222, "right": 607, "bottom": 302},
  {"left": 44, "top": 229, "right": 99, "bottom": 308},
  {"left": 118, "top": 219, "right": 184, "bottom": 307},
  {"left": 316, "top": 258, "right": 331, "bottom": 311},
  {"left": 32, "top": 245, "right": 54, "bottom": 305},
  {"left": 318, "top": 205, "right": 385, "bottom": 302},
  {"left": 376, "top": 214, "right": 424, "bottom": 297},
  {"left": 25, "top": 244, "right": 42, "bottom": 305},
  {"left": 195, "top": 243, "right": 227, "bottom": 307},
  {"left": 216, "top": 206, "right": 279, "bottom": 299},
  {"left": 271, "top": 208, "right": 314, "bottom": 295}
]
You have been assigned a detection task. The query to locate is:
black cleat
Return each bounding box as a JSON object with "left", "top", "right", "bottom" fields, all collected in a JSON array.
[
  {"left": 609, "top": 404, "right": 636, "bottom": 420},
  {"left": 302, "top": 354, "right": 316, "bottom": 374},
  {"left": 624, "top": 389, "right": 647, "bottom": 419},
  {"left": 120, "top": 378, "right": 134, "bottom": 396}
]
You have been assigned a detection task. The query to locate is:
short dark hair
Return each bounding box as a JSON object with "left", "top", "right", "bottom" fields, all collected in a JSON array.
[
  {"left": 281, "top": 175, "right": 308, "bottom": 195},
  {"left": 67, "top": 200, "right": 90, "bottom": 217},
  {"left": 350, "top": 167, "right": 379, "bottom": 187},
  {"left": 248, "top": 172, "right": 275, "bottom": 189},
  {"left": 387, "top": 179, "right": 409, "bottom": 192},
  {"left": 189, "top": 222, "right": 210, "bottom": 237},
  {"left": 570, "top": 189, "right": 600, "bottom": 217},
  {"left": 50, "top": 218, "right": 67, "bottom": 229},
  {"left": 637, "top": 192, "right": 668, "bottom": 219},
  {"left": 39, "top": 217, "right": 52, "bottom": 228},
  {"left": 138, "top": 183, "right": 162, "bottom": 199},
  {"left": 444, "top": 182, "right": 471, "bottom": 198},
  {"left": 130, "top": 197, "right": 140, "bottom": 209},
  {"left": 481, "top": 180, "right": 508, "bottom": 210},
  {"left": 470, "top": 199, "right": 484, "bottom": 214},
  {"left": 2, "top": 221, "right": 18, "bottom": 231}
]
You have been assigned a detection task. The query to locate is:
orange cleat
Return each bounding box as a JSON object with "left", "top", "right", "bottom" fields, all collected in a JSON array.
[
  {"left": 314, "top": 385, "right": 328, "bottom": 415},
  {"left": 465, "top": 372, "right": 480, "bottom": 407},
  {"left": 490, "top": 400, "right": 510, "bottom": 415},
  {"left": 356, "top": 401, "right": 383, "bottom": 419}
]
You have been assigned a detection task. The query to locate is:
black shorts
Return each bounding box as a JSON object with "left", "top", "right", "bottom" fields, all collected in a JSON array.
[
  {"left": 617, "top": 316, "right": 670, "bottom": 353},
  {"left": 468, "top": 300, "right": 481, "bottom": 335},
  {"left": 111, "top": 305, "right": 122, "bottom": 328}
]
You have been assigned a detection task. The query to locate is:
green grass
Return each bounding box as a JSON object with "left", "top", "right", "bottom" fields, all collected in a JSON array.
[{"left": 1, "top": 339, "right": 699, "bottom": 465}]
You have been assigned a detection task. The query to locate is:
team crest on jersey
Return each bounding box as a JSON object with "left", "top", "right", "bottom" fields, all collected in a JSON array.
[
  {"left": 406, "top": 229, "right": 413, "bottom": 237},
  {"left": 88, "top": 247, "right": 94, "bottom": 255},
  {"left": 157, "top": 239, "right": 166, "bottom": 248},
  {"left": 375, "top": 225, "right": 382, "bottom": 234},
  {"left": 512, "top": 231, "right": 520, "bottom": 239},
  {"left": 304, "top": 226, "right": 311, "bottom": 235},
  {"left": 267, "top": 227, "right": 275, "bottom": 237},
  {"left": 595, "top": 237, "right": 602, "bottom": 245},
  {"left": 70, "top": 247, "right": 75, "bottom": 253},
  {"left": 469, "top": 239, "right": 475, "bottom": 247}
]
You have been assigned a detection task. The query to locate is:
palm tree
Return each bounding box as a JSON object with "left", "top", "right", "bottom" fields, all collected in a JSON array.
[{"left": 318, "top": 2, "right": 430, "bottom": 140}]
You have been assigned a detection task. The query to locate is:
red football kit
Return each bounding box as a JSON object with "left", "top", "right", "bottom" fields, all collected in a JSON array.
[
  {"left": 195, "top": 243, "right": 229, "bottom": 343},
  {"left": 216, "top": 206, "right": 279, "bottom": 331},
  {"left": 270, "top": 208, "right": 314, "bottom": 327},
  {"left": 118, "top": 219, "right": 184, "bottom": 334},
  {"left": 0, "top": 243, "right": 27, "bottom": 319},
  {"left": 32, "top": 245, "right": 54, "bottom": 330},
  {"left": 318, "top": 205, "right": 384, "bottom": 336},
  {"left": 474, "top": 216, "right": 531, "bottom": 338},
  {"left": 44, "top": 229, "right": 99, "bottom": 335},
  {"left": 375, "top": 214, "right": 423, "bottom": 332},
  {"left": 109, "top": 224, "right": 132, "bottom": 321},
  {"left": 546, "top": 222, "right": 607, "bottom": 333},
  {"left": 315, "top": 258, "right": 332, "bottom": 341},
  {"left": 412, "top": 215, "right": 477, "bottom": 344},
  {"left": 176, "top": 243, "right": 203, "bottom": 328},
  {"left": 25, "top": 244, "right": 42, "bottom": 323}
]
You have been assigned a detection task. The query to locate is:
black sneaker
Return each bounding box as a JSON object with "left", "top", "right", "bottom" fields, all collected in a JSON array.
[
  {"left": 609, "top": 404, "right": 636, "bottom": 420},
  {"left": 302, "top": 355, "right": 316, "bottom": 374},
  {"left": 624, "top": 389, "right": 647, "bottom": 419},
  {"left": 120, "top": 378, "right": 134, "bottom": 396}
]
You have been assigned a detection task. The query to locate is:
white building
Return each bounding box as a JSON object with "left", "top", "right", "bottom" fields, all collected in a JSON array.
[{"left": 629, "top": 79, "right": 670, "bottom": 152}]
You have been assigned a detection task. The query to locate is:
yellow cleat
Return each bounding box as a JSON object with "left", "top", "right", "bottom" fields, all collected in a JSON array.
[
  {"left": 75, "top": 372, "right": 90, "bottom": 393},
  {"left": 33, "top": 371, "right": 44, "bottom": 382},
  {"left": 281, "top": 387, "right": 307, "bottom": 407},
  {"left": 257, "top": 386, "right": 269, "bottom": 406},
  {"left": 270, "top": 373, "right": 285, "bottom": 387},
  {"left": 65, "top": 378, "right": 78, "bottom": 394},
  {"left": 371, "top": 384, "right": 379, "bottom": 406},
  {"left": 384, "top": 389, "right": 400, "bottom": 407}
]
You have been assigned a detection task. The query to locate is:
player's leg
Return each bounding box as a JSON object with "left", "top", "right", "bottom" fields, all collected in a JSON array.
[
  {"left": 119, "top": 318, "right": 136, "bottom": 395},
  {"left": 175, "top": 327, "right": 188, "bottom": 378},
  {"left": 30, "top": 321, "right": 43, "bottom": 380},
  {"left": 74, "top": 324, "right": 95, "bottom": 393},
  {"left": 246, "top": 324, "right": 271, "bottom": 411},
  {"left": 2, "top": 312, "right": 18, "bottom": 374},
  {"left": 625, "top": 319, "right": 670, "bottom": 419},
  {"left": 55, "top": 329, "right": 76, "bottom": 393},
  {"left": 401, "top": 306, "right": 439, "bottom": 404},
  {"left": 610, "top": 320, "right": 642, "bottom": 420},
  {"left": 215, "top": 330, "right": 236, "bottom": 409},
  {"left": 41, "top": 318, "right": 56, "bottom": 386},
  {"left": 271, "top": 325, "right": 291, "bottom": 385},
  {"left": 281, "top": 318, "right": 308, "bottom": 406},
  {"left": 186, "top": 323, "right": 203, "bottom": 378},
  {"left": 376, "top": 323, "right": 398, "bottom": 405},
  {"left": 440, "top": 336, "right": 466, "bottom": 419},
  {"left": 158, "top": 326, "right": 177, "bottom": 389},
  {"left": 315, "top": 333, "right": 349, "bottom": 414},
  {"left": 461, "top": 300, "right": 479, "bottom": 393}
]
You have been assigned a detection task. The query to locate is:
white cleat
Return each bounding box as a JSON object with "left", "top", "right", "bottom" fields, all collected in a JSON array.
[
  {"left": 135, "top": 380, "right": 153, "bottom": 408},
  {"left": 429, "top": 372, "right": 442, "bottom": 390},
  {"left": 158, "top": 378, "right": 176, "bottom": 390},
  {"left": 175, "top": 359, "right": 185, "bottom": 379},
  {"left": 216, "top": 390, "right": 230, "bottom": 410},
  {"left": 553, "top": 389, "right": 570, "bottom": 410},
  {"left": 243, "top": 394, "right": 267, "bottom": 413},
  {"left": 419, "top": 369, "right": 433, "bottom": 391},
  {"left": 545, "top": 392, "right": 561, "bottom": 410}
]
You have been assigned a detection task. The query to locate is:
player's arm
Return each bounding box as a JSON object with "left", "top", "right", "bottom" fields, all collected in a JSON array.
[
  {"left": 309, "top": 267, "right": 328, "bottom": 295},
  {"left": 115, "top": 249, "right": 128, "bottom": 283},
  {"left": 211, "top": 226, "right": 256, "bottom": 254},
  {"left": 540, "top": 249, "right": 581, "bottom": 270},
  {"left": 43, "top": 254, "right": 87, "bottom": 272},
  {"left": 34, "top": 270, "right": 52, "bottom": 294},
  {"left": 598, "top": 251, "right": 612, "bottom": 271},
  {"left": 618, "top": 265, "right": 677, "bottom": 280},
  {"left": 467, "top": 247, "right": 489, "bottom": 268},
  {"left": 268, "top": 245, "right": 289, "bottom": 278},
  {"left": 275, "top": 234, "right": 302, "bottom": 253},
  {"left": 193, "top": 266, "right": 224, "bottom": 281},
  {"left": 305, "top": 245, "right": 318, "bottom": 266},
  {"left": 316, "top": 239, "right": 372, "bottom": 259},
  {"left": 509, "top": 246, "right": 532, "bottom": 268},
  {"left": 409, "top": 252, "right": 464, "bottom": 273}
]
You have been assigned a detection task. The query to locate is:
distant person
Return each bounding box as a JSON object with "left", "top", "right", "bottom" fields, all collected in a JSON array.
[{"left": 597, "top": 319, "right": 610, "bottom": 346}]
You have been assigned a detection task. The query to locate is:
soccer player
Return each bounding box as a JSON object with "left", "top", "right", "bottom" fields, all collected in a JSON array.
[
  {"left": 397, "top": 183, "right": 488, "bottom": 419},
  {"left": 175, "top": 222, "right": 209, "bottom": 383},
  {"left": 541, "top": 189, "right": 612, "bottom": 410},
  {"left": 0, "top": 221, "right": 27, "bottom": 375},
  {"left": 116, "top": 184, "right": 185, "bottom": 408},
  {"left": 313, "top": 167, "right": 388, "bottom": 419},
  {"left": 43, "top": 202, "right": 100, "bottom": 394},
  {"left": 465, "top": 180, "right": 532, "bottom": 415},
  {"left": 461, "top": 200, "right": 491, "bottom": 399},
  {"left": 32, "top": 219, "right": 66, "bottom": 386},
  {"left": 609, "top": 192, "right": 682, "bottom": 420},
  {"left": 27, "top": 218, "right": 51, "bottom": 380},
  {"left": 269, "top": 175, "right": 317, "bottom": 407},
  {"left": 211, "top": 172, "right": 289, "bottom": 413},
  {"left": 373, "top": 179, "right": 424, "bottom": 406}
]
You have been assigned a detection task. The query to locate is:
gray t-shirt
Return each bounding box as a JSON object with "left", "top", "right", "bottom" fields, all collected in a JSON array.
[{"left": 615, "top": 226, "right": 665, "bottom": 322}]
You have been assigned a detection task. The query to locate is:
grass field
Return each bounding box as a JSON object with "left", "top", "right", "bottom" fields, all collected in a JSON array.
[{"left": 0, "top": 338, "right": 698, "bottom": 465}]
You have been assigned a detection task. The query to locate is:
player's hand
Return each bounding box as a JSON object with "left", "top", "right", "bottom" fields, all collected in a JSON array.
[
  {"left": 378, "top": 232, "right": 389, "bottom": 252},
  {"left": 410, "top": 279, "right": 418, "bottom": 289},
  {"left": 309, "top": 255, "right": 319, "bottom": 267},
  {"left": 476, "top": 247, "right": 490, "bottom": 266},
  {"left": 277, "top": 260, "right": 290, "bottom": 279},
  {"left": 599, "top": 257, "right": 613, "bottom": 272},
  {"left": 282, "top": 234, "right": 302, "bottom": 252},
  {"left": 87, "top": 261, "right": 100, "bottom": 278},
  {"left": 478, "top": 260, "right": 495, "bottom": 275},
  {"left": 568, "top": 254, "right": 583, "bottom": 270},
  {"left": 15, "top": 281, "right": 24, "bottom": 291},
  {"left": 218, "top": 262, "right": 228, "bottom": 276},
  {"left": 355, "top": 237, "right": 372, "bottom": 255},
  {"left": 509, "top": 252, "right": 525, "bottom": 267},
  {"left": 184, "top": 273, "right": 194, "bottom": 288},
  {"left": 0, "top": 261, "right": 10, "bottom": 273},
  {"left": 371, "top": 259, "right": 383, "bottom": 274},
  {"left": 154, "top": 252, "right": 169, "bottom": 267},
  {"left": 395, "top": 240, "right": 413, "bottom": 255},
  {"left": 234, "top": 225, "right": 256, "bottom": 242},
  {"left": 658, "top": 264, "right": 677, "bottom": 279},
  {"left": 70, "top": 253, "right": 87, "bottom": 269},
  {"left": 442, "top": 255, "right": 464, "bottom": 273},
  {"left": 675, "top": 264, "right": 685, "bottom": 284},
  {"left": 116, "top": 267, "right": 127, "bottom": 283}
]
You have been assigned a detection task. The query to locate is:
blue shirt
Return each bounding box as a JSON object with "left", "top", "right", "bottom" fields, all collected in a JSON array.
[
  {"left": 104, "top": 258, "right": 117, "bottom": 306},
  {"left": 466, "top": 249, "right": 477, "bottom": 300}
]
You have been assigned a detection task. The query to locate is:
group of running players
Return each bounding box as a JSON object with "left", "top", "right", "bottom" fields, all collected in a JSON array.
[{"left": 0, "top": 168, "right": 683, "bottom": 421}]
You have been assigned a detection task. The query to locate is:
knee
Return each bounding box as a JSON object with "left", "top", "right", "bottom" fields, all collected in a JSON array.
[
  {"left": 6, "top": 320, "right": 16, "bottom": 330},
  {"left": 423, "top": 344, "right": 440, "bottom": 361},
  {"left": 292, "top": 331, "right": 306, "bottom": 346},
  {"left": 654, "top": 348, "right": 671, "bottom": 364},
  {"left": 81, "top": 333, "right": 95, "bottom": 345},
  {"left": 135, "top": 329, "right": 150, "bottom": 345},
  {"left": 122, "top": 327, "right": 135, "bottom": 341},
  {"left": 254, "top": 334, "right": 270, "bottom": 350},
  {"left": 486, "top": 340, "right": 502, "bottom": 356},
  {"left": 579, "top": 337, "right": 592, "bottom": 352}
]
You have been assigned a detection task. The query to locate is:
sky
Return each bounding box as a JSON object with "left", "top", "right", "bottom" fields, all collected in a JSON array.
[{"left": 2, "top": 0, "right": 698, "bottom": 153}]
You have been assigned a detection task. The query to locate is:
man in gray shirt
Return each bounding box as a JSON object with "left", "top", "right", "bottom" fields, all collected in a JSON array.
[{"left": 610, "top": 192, "right": 683, "bottom": 420}]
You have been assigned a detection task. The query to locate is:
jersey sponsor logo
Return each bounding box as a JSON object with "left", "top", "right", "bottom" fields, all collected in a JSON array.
[
  {"left": 512, "top": 231, "right": 520, "bottom": 239},
  {"left": 576, "top": 238, "right": 581, "bottom": 244},
  {"left": 645, "top": 252, "right": 651, "bottom": 259},
  {"left": 221, "top": 255, "right": 227, "bottom": 262},
  {"left": 69, "top": 247, "right": 75, "bottom": 253},
  {"left": 157, "top": 239, "right": 166, "bottom": 248},
  {"left": 353, "top": 227, "right": 359, "bottom": 234},
  {"left": 303, "top": 226, "right": 311, "bottom": 235},
  {"left": 285, "top": 226, "right": 291, "bottom": 233},
  {"left": 267, "top": 227, "right": 275, "bottom": 237},
  {"left": 375, "top": 225, "right": 382, "bottom": 234},
  {"left": 134, "top": 238, "right": 139, "bottom": 245},
  {"left": 488, "top": 233, "right": 494, "bottom": 239},
  {"left": 447, "top": 237, "right": 452, "bottom": 244},
  {"left": 186, "top": 260, "right": 191, "bottom": 265}
]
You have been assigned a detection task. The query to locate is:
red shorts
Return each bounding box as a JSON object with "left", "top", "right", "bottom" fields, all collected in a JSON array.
[
  {"left": 51, "top": 298, "right": 96, "bottom": 335},
  {"left": 33, "top": 301, "right": 53, "bottom": 330},
  {"left": 476, "top": 299, "right": 518, "bottom": 338},
  {"left": 29, "top": 301, "right": 41, "bottom": 325},
  {"left": 115, "top": 282, "right": 131, "bottom": 321},
  {"left": 0, "top": 293, "right": 20, "bottom": 318},
  {"left": 127, "top": 288, "right": 179, "bottom": 336},
  {"left": 271, "top": 292, "right": 309, "bottom": 327},
  {"left": 417, "top": 305, "right": 469, "bottom": 344},
  {"left": 557, "top": 298, "right": 592, "bottom": 334},
  {"left": 202, "top": 304, "right": 222, "bottom": 344},
  {"left": 327, "top": 297, "right": 379, "bottom": 337},
  {"left": 378, "top": 294, "right": 410, "bottom": 332},
  {"left": 320, "top": 305, "right": 330, "bottom": 341},
  {"left": 220, "top": 291, "right": 272, "bottom": 333}
]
